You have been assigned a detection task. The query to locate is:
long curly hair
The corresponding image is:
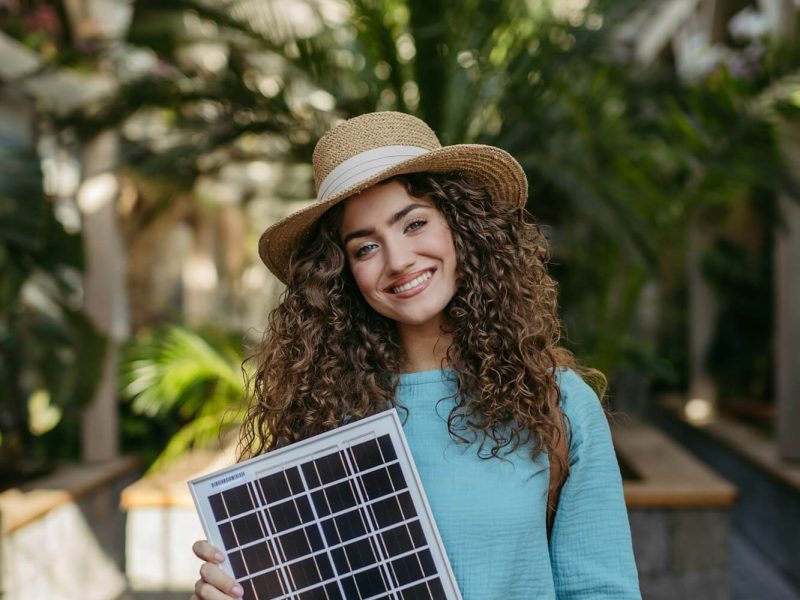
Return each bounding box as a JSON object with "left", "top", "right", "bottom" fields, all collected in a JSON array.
[{"left": 239, "top": 172, "right": 597, "bottom": 479}]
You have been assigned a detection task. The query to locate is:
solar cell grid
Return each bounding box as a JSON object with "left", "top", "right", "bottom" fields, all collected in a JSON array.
[{"left": 190, "top": 410, "right": 461, "bottom": 599}]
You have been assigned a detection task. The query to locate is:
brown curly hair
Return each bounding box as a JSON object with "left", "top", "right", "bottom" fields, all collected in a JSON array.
[{"left": 239, "top": 172, "right": 595, "bottom": 481}]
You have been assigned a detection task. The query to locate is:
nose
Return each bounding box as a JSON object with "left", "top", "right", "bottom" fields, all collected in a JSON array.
[{"left": 383, "top": 237, "right": 415, "bottom": 275}]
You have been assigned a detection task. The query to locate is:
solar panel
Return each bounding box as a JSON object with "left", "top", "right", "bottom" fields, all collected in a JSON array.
[{"left": 189, "top": 409, "right": 462, "bottom": 600}]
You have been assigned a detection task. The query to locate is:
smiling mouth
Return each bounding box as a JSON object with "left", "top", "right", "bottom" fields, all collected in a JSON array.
[{"left": 389, "top": 270, "right": 434, "bottom": 294}]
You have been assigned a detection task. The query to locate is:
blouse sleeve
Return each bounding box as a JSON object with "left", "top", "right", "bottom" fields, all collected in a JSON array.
[{"left": 549, "top": 370, "right": 641, "bottom": 599}]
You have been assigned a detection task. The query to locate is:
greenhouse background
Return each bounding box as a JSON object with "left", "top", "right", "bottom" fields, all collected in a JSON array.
[{"left": 1, "top": 0, "right": 800, "bottom": 598}]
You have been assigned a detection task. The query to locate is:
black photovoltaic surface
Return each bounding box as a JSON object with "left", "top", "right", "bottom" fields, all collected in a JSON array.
[{"left": 197, "top": 421, "right": 456, "bottom": 600}]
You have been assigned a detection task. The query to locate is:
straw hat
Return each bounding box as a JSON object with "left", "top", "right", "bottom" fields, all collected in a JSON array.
[{"left": 259, "top": 111, "right": 528, "bottom": 282}]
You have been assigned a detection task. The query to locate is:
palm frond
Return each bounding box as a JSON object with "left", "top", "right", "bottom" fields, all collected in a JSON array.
[{"left": 122, "top": 325, "right": 247, "bottom": 418}]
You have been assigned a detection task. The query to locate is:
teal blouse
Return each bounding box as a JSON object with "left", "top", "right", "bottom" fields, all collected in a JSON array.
[{"left": 396, "top": 368, "right": 641, "bottom": 599}]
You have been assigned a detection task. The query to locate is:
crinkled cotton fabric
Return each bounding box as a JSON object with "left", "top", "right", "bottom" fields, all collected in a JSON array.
[{"left": 396, "top": 368, "right": 641, "bottom": 599}]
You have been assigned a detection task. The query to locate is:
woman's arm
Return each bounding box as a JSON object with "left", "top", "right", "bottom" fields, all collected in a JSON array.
[{"left": 549, "top": 371, "right": 641, "bottom": 600}]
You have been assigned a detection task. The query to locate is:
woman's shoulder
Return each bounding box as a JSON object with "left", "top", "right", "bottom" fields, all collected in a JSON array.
[{"left": 556, "top": 367, "right": 606, "bottom": 426}]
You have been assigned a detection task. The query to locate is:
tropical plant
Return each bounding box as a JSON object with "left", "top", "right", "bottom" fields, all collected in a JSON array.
[
  {"left": 120, "top": 324, "right": 249, "bottom": 469},
  {"left": 0, "top": 135, "right": 106, "bottom": 483}
]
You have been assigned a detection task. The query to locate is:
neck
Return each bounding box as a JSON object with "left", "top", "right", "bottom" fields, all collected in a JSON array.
[{"left": 396, "top": 320, "right": 453, "bottom": 373}]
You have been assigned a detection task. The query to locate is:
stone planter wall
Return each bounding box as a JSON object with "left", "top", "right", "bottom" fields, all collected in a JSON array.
[
  {"left": 614, "top": 420, "right": 737, "bottom": 599},
  {"left": 653, "top": 400, "right": 800, "bottom": 593},
  {"left": 0, "top": 457, "right": 141, "bottom": 600},
  {"left": 630, "top": 507, "right": 731, "bottom": 599}
]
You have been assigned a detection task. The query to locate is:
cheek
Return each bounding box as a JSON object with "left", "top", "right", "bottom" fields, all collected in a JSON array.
[
  {"left": 348, "top": 262, "right": 376, "bottom": 296},
  {"left": 434, "top": 230, "right": 458, "bottom": 267}
]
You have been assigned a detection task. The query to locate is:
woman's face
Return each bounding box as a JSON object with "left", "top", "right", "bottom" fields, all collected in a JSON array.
[{"left": 340, "top": 180, "right": 458, "bottom": 333}]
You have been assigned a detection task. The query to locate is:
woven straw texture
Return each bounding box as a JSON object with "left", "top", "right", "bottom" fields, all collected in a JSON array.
[
  {"left": 259, "top": 111, "right": 528, "bottom": 282},
  {"left": 312, "top": 111, "right": 442, "bottom": 188}
]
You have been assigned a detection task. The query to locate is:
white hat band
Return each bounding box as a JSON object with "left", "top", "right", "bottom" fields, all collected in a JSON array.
[{"left": 317, "top": 145, "right": 429, "bottom": 201}]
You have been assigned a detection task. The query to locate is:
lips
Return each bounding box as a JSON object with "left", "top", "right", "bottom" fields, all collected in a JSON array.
[{"left": 386, "top": 269, "right": 435, "bottom": 294}]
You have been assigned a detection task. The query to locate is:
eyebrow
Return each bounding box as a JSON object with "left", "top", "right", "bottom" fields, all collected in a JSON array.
[{"left": 341, "top": 203, "right": 429, "bottom": 246}]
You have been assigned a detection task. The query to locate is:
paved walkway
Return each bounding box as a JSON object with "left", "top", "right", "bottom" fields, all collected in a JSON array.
[{"left": 731, "top": 533, "right": 799, "bottom": 600}]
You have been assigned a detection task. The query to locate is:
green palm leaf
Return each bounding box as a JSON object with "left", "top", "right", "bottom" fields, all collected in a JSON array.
[{"left": 121, "top": 325, "right": 250, "bottom": 469}]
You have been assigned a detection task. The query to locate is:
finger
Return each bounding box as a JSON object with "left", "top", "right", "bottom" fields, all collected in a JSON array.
[
  {"left": 192, "top": 540, "right": 225, "bottom": 563},
  {"left": 199, "top": 563, "right": 244, "bottom": 598},
  {"left": 194, "top": 577, "right": 242, "bottom": 600}
]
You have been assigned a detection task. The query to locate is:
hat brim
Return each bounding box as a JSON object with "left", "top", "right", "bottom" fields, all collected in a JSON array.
[{"left": 259, "top": 143, "right": 528, "bottom": 283}]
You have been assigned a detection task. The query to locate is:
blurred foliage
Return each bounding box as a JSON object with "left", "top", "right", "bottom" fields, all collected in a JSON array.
[
  {"left": 0, "top": 136, "right": 106, "bottom": 482},
  {"left": 3, "top": 0, "right": 800, "bottom": 474},
  {"left": 120, "top": 325, "right": 248, "bottom": 470},
  {"left": 97, "top": 0, "right": 797, "bottom": 389},
  {"left": 703, "top": 193, "right": 778, "bottom": 405}
]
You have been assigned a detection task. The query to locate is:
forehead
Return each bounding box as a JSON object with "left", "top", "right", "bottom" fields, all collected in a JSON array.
[{"left": 340, "top": 181, "right": 435, "bottom": 230}]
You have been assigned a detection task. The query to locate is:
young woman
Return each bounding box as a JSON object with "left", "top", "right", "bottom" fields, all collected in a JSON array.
[{"left": 191, "top": 111, "right": 640, "bottom": 599}]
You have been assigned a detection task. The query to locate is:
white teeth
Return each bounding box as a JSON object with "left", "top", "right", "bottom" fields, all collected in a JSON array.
[{"left": 391, "top": 271, "right": 432, "bottom": 293}]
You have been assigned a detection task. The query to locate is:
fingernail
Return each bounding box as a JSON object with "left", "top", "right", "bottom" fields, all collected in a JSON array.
[
  {"left": 214, "top": 551, "right": 225, "bottom": 563},
  {"left": 232, "top": 584, "right": 244, "bottom": 597}
]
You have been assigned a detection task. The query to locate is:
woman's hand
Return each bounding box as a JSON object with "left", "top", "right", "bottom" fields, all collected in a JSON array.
[{"left": 191, "top": 540, "right": 244, "bottom": 599}]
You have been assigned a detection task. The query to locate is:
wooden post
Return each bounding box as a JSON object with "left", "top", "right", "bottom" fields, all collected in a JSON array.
[{"left": 775, "top": 122, "right": 800, "bottom": 461}]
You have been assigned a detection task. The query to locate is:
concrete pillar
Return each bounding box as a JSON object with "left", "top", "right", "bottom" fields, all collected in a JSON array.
[
  {"left": 182, "top": 211, "right": 219, "bottom": 327},
  {"left": 775, "top": 123, "right": 800, "bottom": 461},
  {"left": 78, "top": 131, "right": 128, "bottom": 462},
  {"left": 687, "top": 216, "right": 718, "bottom": 408}
]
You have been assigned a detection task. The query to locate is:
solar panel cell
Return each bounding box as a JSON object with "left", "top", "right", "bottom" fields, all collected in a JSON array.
[
  {"left": 221, "top": 512, "right": 264, "bottom": 548},
  {"left": 377, "top": 434, "right": 397, "bottom": 462},
  {"left": 296, "top": 494, "right": 315, "bottom": 522},
  {"left": 352, "top": 564, "right": 389, "bottom": 596},
  {"left": 369, "top": 494, "right": 407, "bottom": 528},
  {"left": 330, "top": 509, "right": 369, "bottom": 543},
  {"left": 418, "top": 549, "right": 437, "bottom": 577},
  {"left": 330, "top": 546, "right": 348, "bottom": 575},
  {"left": 258, "top": 472, "right": 292, "bottom": 504},
  {"left": 209, "top": 493, "right": 228, "bottom": 521},
  {"left": 267, "top": 495, "right": 312, "bottom": 531},
  {"left": 240, "top": 540, "right": 275, "bottom": 574},
  {"left": 314, "top": 451, "right": 348, "bottom": 485},
  {"left": 297, "top": 582, "right": 342, "bottom": 600},
  {"left": 349, "top": 439, "right": 385, "bottom": 471},
  {"left": 359, "top": 466, "right": 397, "bottom": 500},
  {"left": 277, "top": 527, "right": 313, "bottom": 561},
  {"left": 228, "top": 550, "right": 248, "bottom": 579},
  {"left": 219, "top": 520, "right": 237, "bottom": 549},
  {"left": 391, "top": 553, "right": 426, "bottom": 586},
  {"left": 305, "top": 522, "right": 326, "bottom": 552},
  {"left": 301, "top": 461, "right": 321, "bottom": 489},
  {"left": 244, "top": 569, "right": 285, "bottom": 600},
  {"left": 397, "top": 491, "right": 415, "bottom": 517},
  {"left": 429, "top": 576, "right": 449, "bottom": 600},
  {"left": 320, "top": 516, "right": 340, "bottom": 546},
  {"left": 386, "top": 462, "right": 405, "bottom": 489},
  {"left": 407, "top": 519, "right": 426, "bottom": 548},
  {"left": 379, "top": 523, "right": 417, "bottom": 555},
  {"left": 339, "top": 574, "right": 358, "bottom": 598},
  {"left": 344, "top": 537, "right": 379, "bottom": 571},
  {"left": 285, "top": 466, "right": 305, "bottom": 494},
  {"left": 220, "top": 484, "right": 255, "bottom": 517},
  {"left": 322, "top": 479, "right": 359, "bottom": 514},
  {"left": 401, "top": 579, "right": 446, "bottom": 600},
  {"left": 287, "top": 554, "right": 327, "bottom": 590}
]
